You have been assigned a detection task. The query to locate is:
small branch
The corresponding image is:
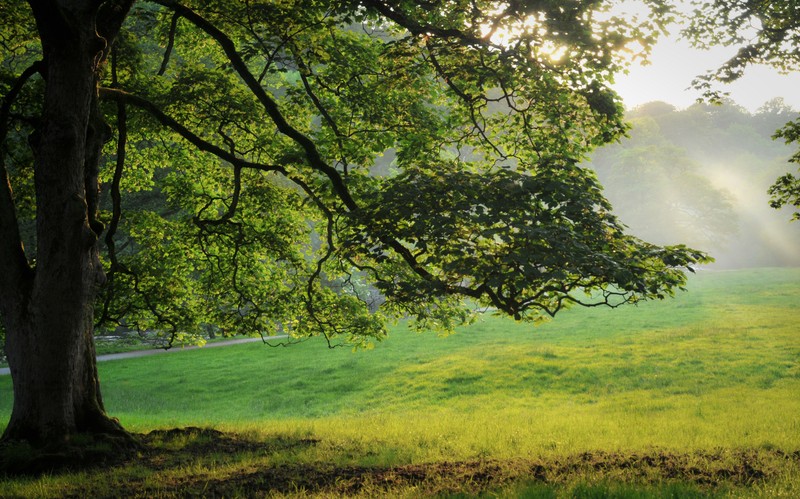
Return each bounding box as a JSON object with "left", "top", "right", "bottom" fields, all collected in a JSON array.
[
  {"left": 97, "top": 97, "right": 129, "bottom": 327},
  {"left": 158, "top": 11, "right": 181, "bottom": 76},
  {"left": 360, "top": 0, "right": 494, "bottom": 48},
  {"left": 0, "top": 60, "right": 42, "bottom": 147},
  {"left": 194, "top": 165, "right": 242, "bottom": 226},
  {"left": 426, "top": 42, "right": 506, "bottom": 159}
]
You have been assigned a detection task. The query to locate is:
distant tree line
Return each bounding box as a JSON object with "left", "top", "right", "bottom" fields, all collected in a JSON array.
[{"left": 587, "top": 98, "right": 800, "bottom": 268}]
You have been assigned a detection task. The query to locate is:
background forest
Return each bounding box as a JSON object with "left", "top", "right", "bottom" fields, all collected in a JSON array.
[{"left": 587, "top": 98, "right": 800, "bottom": 269}]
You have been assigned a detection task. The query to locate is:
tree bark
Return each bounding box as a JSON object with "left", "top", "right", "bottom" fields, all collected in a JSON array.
[{"left": 1, "top": 1, "right": 130, "bottom": 446}]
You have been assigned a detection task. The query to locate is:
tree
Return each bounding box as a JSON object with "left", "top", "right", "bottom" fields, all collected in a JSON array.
[
  {"left": 0, "top": 0, "right": 709, "bottom": 449},
  {"left": 683, "top": 0, "right": 800, "bottom": 220}
]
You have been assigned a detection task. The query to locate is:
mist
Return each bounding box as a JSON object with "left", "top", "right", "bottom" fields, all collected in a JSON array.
[{"left": 586, "top": 99, "right": 800, "bottom": 269}]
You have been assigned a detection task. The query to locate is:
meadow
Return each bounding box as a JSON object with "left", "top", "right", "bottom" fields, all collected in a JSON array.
[{"left": 0, "top": 267, "right": 798, "bottom": 497}]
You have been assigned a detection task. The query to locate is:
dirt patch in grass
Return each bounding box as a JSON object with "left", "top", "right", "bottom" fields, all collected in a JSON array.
[
  {"left": 548, "top": 449, "right": 781, "bottom": 486},
  {"left": 86, "top": 428, "right": 797, "bottom": 497},
  {"left": 7, "top": 427, "right": 798, "bottom": 497},
  {"left": 167, "top": 450, "right": 794, "bottom": 497}
]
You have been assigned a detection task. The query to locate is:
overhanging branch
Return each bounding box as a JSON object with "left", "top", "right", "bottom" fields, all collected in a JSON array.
[{"left": 132, "top": 1, "right": 669, "bottom": 322}]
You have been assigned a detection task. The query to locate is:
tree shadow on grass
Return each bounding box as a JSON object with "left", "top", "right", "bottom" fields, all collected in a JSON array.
[{"left": 114, "top": 429, "right": 800, "bottom": 496}]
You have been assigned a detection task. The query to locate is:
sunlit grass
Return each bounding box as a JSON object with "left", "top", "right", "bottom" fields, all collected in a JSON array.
[
  {"left": 0, "top": 268, "right": 797, "bottom": 496},
  {"left": 81, "top": 269, "right": 798, "bottom": 454}
]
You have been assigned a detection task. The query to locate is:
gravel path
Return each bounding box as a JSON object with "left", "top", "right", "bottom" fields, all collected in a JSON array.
[{"left": 0, "top": 335, "right": 289, "bottom": 376}]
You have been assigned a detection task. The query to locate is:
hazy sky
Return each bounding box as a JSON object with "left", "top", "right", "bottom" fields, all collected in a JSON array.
[{"left": 613, "top": 34, "right": 800, "bottom": 113}]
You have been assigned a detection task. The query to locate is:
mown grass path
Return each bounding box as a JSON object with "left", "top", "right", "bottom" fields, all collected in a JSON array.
[{"left": 0, "top": 336, "right": 288, "bottom": 376}]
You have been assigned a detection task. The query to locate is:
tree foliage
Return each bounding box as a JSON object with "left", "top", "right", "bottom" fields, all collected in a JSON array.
[
  {"left": 683, "top": 0, "right": 800, "bottom": 221},
  {"left": 0, "top": 1, "right": 718, "bottom": 442},
  {"left": 769, "top": 119, "right": 800, "bottom": 220},
  {"left": 685, "top": 0, "right": 800, "bottom": 85},
  {"left": 1, "top": 0, "right": 712, "bottom": 352}
]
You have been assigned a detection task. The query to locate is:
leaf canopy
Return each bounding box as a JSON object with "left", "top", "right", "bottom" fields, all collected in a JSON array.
[{"left": 1, "top": 0, "right": 711, "bottom": 347}]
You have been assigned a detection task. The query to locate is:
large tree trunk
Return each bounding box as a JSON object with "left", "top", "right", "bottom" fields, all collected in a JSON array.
[{"left": 1, "top": 2, "right": 128, "bottom": 445}]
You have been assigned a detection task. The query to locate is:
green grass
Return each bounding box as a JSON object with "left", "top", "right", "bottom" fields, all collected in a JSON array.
[{"left": 0, "top": 267, "right": 798, "bottom": 496}]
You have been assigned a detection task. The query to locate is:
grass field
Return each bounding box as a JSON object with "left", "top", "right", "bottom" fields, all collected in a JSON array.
[{"left": 0, "top": 267, "right": 798, "bottom": 497}]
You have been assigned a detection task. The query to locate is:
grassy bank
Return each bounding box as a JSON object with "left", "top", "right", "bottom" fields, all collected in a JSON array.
[{"left": 0, "top": 268, "right": 798, "bottom": 496}]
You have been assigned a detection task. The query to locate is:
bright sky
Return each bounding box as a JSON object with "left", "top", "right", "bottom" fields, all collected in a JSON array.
[{"left": 613, "top": 35, "right": 800, "bottom": 113}]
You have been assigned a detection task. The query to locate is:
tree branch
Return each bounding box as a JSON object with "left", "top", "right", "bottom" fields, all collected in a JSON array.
[
  {"left": 139, "top": 1, "right": 648, "bottom": 322},
  {"left": 194, "top": 165, "right": 242, "bottom": 227},
  {"left": 97, "top": 97, "right": 128, "bottom": 327},
  {"left": 0, "top": 61, "right": 41, "bottom": 319},
  {"left": 151, "top": 0, "right": 359, "bottom": 211},
  {"left": 99, "top": 87, "right": 286, "bottom": 175},
  {"left": 157, "top": 11, "right": 181, "bottom": 76}
]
